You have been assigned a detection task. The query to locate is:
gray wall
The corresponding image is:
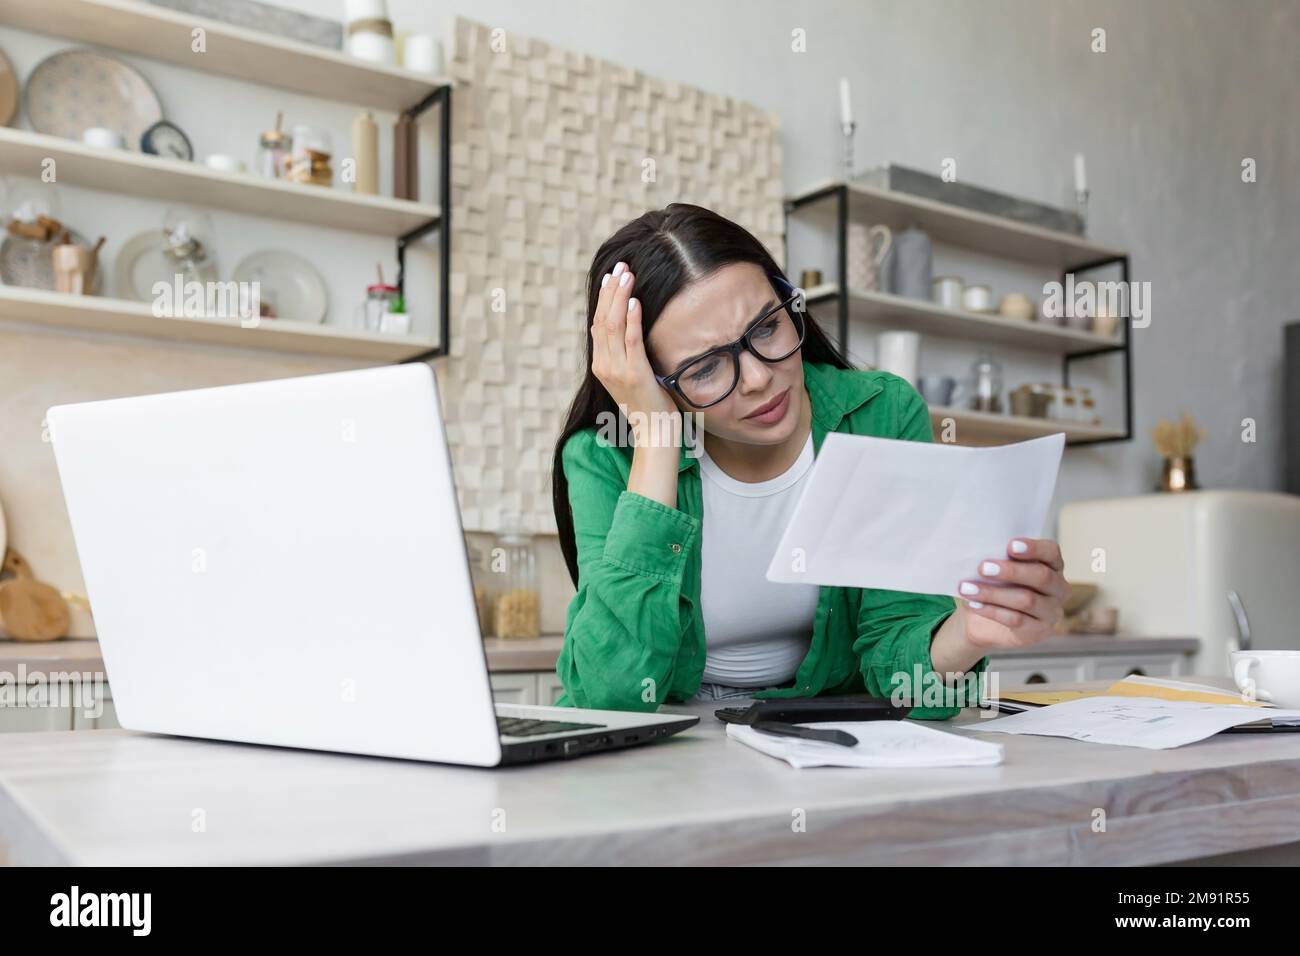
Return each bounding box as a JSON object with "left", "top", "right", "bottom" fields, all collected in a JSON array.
[
  {"left": 4, "top": 0, "right": 1296, "bottom": 632},
  {"left": 329, "top": 0, "right": 1299, "bottom": 508}
]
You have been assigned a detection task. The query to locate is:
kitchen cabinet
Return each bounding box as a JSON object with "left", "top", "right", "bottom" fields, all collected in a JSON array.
[{"left": 0, "top": 636, "right": 1197, "bottom": 733}]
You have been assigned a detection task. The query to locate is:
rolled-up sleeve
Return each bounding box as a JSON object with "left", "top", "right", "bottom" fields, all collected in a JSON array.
[{"left": 554, "top": 430, "right": 698, "bottom": 712}]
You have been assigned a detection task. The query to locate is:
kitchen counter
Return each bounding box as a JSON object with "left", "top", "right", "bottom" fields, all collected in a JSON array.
[
  {"left": 990, "top": 635, "right": 1199, "bottom": 657},
  {"left": 0, "top": 638, "right": 105, "bottom": 675},
  {"left": 0, "top": 634, "right": 1197, "bottom": 676},
  {"left": 0, "top": 677, "right": 1296, "bottom": 866}
]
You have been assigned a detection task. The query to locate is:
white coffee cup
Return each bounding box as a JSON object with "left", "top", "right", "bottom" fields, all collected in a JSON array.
[
  {"left": 402, "top": 33, "right": 443, "bottom": 74},
  {"left": 875, "top": 330, "right": 921, "bottom": 385},
  {"left": 1231, "top": 650, "right": 1300, "bottom": 709},
  {"left": 204, "top": 154, "right": 246, "bottom": 173},
  {"left": 82, "top": 126, "right": 125, "bottom": 150}
]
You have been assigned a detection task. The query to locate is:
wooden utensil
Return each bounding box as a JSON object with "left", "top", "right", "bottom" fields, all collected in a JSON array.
[{"left": 0, "top": 548, "right": 70, "bottom": 642}]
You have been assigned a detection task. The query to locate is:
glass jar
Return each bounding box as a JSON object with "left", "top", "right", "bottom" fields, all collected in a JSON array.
[
  {"left": 1078, "top": 387, "right": 1098, "bottom": 425},
  {"left": 256, "top": 127, "right": 292, "bottom": 179},
  {"left": 287, "top": 125, "right": 333, "bottom": 186},
  {"left": 356, "top": 283, "right": 399, "bottom": 332},
  {"left": 968, "top": 353, "right": 1003, "bottom": 413},
  {"left": 492, "top": 525, "right": 539, "bottom": 639},
  {"left": 1059, "top": 389, "right": 1078, "bottom": 422}
]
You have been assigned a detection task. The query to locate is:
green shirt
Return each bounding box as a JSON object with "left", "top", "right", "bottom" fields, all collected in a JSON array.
[{"left": 555, "top": 360, "right": 988, "bottom": 719}]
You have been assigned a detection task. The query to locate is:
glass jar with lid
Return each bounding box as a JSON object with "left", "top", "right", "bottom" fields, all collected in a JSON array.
[
  {"left": 492, "top": 521, "right": 539, "bottom": 639},
  {"left": 356, "top": 283, "right": 399, "bottom": 332},
  {"left": 968, "top": 353, "right": 1003, "bottom": 413},
  {"left": 256, "top": 124, "right": 292, "bottom": 179}
]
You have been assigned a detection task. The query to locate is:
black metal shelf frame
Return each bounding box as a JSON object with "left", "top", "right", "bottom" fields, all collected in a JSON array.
[
  {"left": 783, "top": 182, "right": 1133, "bottom": 446},
  {"left": 397, "top": 83, "right": 452, "bottom": 365}
]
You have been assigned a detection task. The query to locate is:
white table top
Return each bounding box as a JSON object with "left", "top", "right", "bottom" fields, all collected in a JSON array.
[{"left": 2, "top": 678, "right": 1299, "bottom": 865}]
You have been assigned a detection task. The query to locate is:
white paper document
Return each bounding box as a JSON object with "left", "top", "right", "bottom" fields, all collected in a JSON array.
[
  {"left": 726, "top": 719, "right": 1004, "bottom": 769},
  {"left": 955, "top": 696, "right": 1300, "bottom": 750},
  {"left": 765, "top": 432, "right": 1065, "bottom": 595}
]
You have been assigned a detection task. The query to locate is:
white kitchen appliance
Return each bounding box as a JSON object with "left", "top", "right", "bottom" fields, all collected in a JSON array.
[{"left": 1059, "top": 491, "right": 1300, "bottom": 677}]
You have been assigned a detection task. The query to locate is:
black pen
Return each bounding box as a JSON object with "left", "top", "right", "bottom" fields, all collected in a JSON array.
[{"left": 751, "top": 720, "right": 858, "bottom": 748}]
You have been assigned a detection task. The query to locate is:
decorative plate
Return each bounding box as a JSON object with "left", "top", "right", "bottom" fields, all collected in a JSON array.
[
  {"left": 24, "top": 48, "right": 163, "bottom": 149},
  {"left": 231, "top": 250, "right": 328, "bottom": 324},
  {"left": 0, "top": 47, "right": 17, "bottom": 126},
  {"left": 113, "top": 229, "right": 180, "bottom": 303}
]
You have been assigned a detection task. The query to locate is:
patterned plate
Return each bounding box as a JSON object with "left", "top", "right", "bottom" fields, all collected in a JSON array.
[
  {"left": 24, "top": 48, "right": 163, "bottom": 149},
  {"left": 0, "top": 47, "right": 16, "bottom": 126}
]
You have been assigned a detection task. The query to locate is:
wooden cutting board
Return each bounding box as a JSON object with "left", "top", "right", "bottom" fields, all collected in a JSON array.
[{"left": 0, "top": 548, "right": 70, "bottom": 642}]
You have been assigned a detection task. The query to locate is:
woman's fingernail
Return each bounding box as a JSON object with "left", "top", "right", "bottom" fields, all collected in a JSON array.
[
  {"left": 967, "top": 601, "right": 984, "bottom": 609},
  {"left": 601, "top": 273, "right": 610, "bottom": 288},
  {"left": 1011, "top": 540, "right": 1029, "bottom": 554},
  {"left": 613, "top": 262, "right": 626, "bottom": 276},
  {"left": 619, "top": 271, "right": 631, "bottom": 287},
  {"left": 628, "top": 297, "right": 638, "bottom": 312},
  {"left": 959, "top": 582, "right": 980, "bottom": 596},
  {"left": 981, "top": 561, "right": 1001, "bottom": 576}
]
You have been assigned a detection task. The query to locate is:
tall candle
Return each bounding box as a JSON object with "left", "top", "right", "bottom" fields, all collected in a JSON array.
[
  {"left": 839, "top": 77, "right": 853, "bottom": 127},
  {"left": 1074, "top": 153, "right": 1087, "bottom": 192}
]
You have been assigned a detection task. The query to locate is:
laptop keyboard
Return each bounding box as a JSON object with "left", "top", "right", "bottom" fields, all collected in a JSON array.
[{"left": 497, "top": 715, "right": 606, "bottom": 738}]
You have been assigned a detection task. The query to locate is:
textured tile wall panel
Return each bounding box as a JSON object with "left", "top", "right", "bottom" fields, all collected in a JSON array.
[{"left": 444, "top": 17, "right": 784, "bottom": 533}]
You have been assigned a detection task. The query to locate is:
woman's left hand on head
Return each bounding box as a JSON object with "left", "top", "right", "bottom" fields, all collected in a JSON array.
[{"left": 957, "top": 538, "right": 1069, "bottom": 649}]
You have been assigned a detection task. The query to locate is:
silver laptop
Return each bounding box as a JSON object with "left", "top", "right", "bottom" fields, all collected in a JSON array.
[{"left": 47, "top": 364, "right": 696, "bottom": 766}]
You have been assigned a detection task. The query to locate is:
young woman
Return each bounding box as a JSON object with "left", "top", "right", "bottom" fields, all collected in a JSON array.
[{"left": 551, "top": 204, "right": 1069, "bottom": 718}]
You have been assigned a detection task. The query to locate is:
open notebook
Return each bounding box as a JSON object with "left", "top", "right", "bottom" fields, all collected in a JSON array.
[{"left": 726, "top": 720, "right": 1003, "bottom": 769}]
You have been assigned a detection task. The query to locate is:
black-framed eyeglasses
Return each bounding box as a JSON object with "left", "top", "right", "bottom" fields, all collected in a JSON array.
[{"left": 655, "top": 275, "right": 807, "bottom": 409}]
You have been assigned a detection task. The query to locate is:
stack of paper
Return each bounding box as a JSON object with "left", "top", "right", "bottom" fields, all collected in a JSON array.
[
  {"left": 957, "top": 696, "right": 1300, "bottom": 750},
  {"left": 726, "top": 720, "right": 1004, "bottom": 769},
  {"left": 765, "top": 432, "right": 1064, "bottom": 594}
]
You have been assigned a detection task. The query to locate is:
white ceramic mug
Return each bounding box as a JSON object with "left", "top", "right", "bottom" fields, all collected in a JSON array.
[
  {"left": 82, "top": 126, "right": 125, "bottom": 150},
  {"left": 1231, "top": 650, "right": 1300, "bottom": 709},
  {"left": 402, "top": 33, "right": 444, "bottom": 74},
  {"left": 875, "top": 331, "right": 920, "bottom": 385}
]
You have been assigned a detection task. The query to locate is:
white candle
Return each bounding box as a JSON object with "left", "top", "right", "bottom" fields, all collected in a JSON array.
[
  {"left": 1074, "top": 153, "right": 1087, "bottom": 192},
  {"left": 839, "top": 77, "right": 853, "bottom": 127}
]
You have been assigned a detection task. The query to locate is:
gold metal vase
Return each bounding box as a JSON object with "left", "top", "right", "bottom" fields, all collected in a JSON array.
[{"left": 1159, "top": 456, "right": 1198, "bottom": 492}]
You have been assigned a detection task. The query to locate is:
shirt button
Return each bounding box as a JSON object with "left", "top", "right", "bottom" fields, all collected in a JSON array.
[{"left": 669, "top": 543, "right": 682, "bottom": 554}]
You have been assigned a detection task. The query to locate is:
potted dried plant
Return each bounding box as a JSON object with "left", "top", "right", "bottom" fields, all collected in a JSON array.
[{"left": 1152, "top": 412, "right": 1206, "bottom": 492}]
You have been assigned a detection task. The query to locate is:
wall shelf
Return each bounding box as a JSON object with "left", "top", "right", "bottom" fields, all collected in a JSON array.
[
  {"left": 928, "top": 406, "right": 1125, "bottom": 447},
  {"left": 0, "top": 0, "right": 453, "bottom": 361},
  {"left": 788, "top": 178, "right": 1124, "bottom": 269},
  {"left": 804, "top": 283, "right": 1123, "bottom": 356},
  {"left": 0, "top": 128, "right": 440, "bottom": 237},
  {"left": 785, "top": 177, "right": 1133, "bottom": 447},
  {"left": 0, "top": 0, "right": 450, "bottom": 111},
  {"left": 0, "top": 285, "right": 439, "bottom": 362}
]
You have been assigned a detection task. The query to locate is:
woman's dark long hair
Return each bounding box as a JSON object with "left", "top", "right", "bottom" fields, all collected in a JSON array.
[{"left": 552, "top": 202, "right": 852, "bottom": 588}]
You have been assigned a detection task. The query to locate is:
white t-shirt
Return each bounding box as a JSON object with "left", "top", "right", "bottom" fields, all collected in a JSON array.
[{"left": 699, "top": 433, "right": 820, "bottom": 686}]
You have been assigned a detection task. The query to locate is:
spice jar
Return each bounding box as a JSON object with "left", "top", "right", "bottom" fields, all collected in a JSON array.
[
  {"left": 967, "top": 353, "right": 1003, "bottom": 413},
  {"left": 492, "top": 524, "right": 539, "bottom": 639},
  {"left": 357, "top": 282, "right": 399, "bottom": 332},
  {"left": 1079, "top": 387, "right": 1099, "bottom": 425},
  {"left": 256, "top": 124, "right": 291, "bottom": 179},
  {"left": 287, "top": 125, "right": 333, "bottom": 186}
]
